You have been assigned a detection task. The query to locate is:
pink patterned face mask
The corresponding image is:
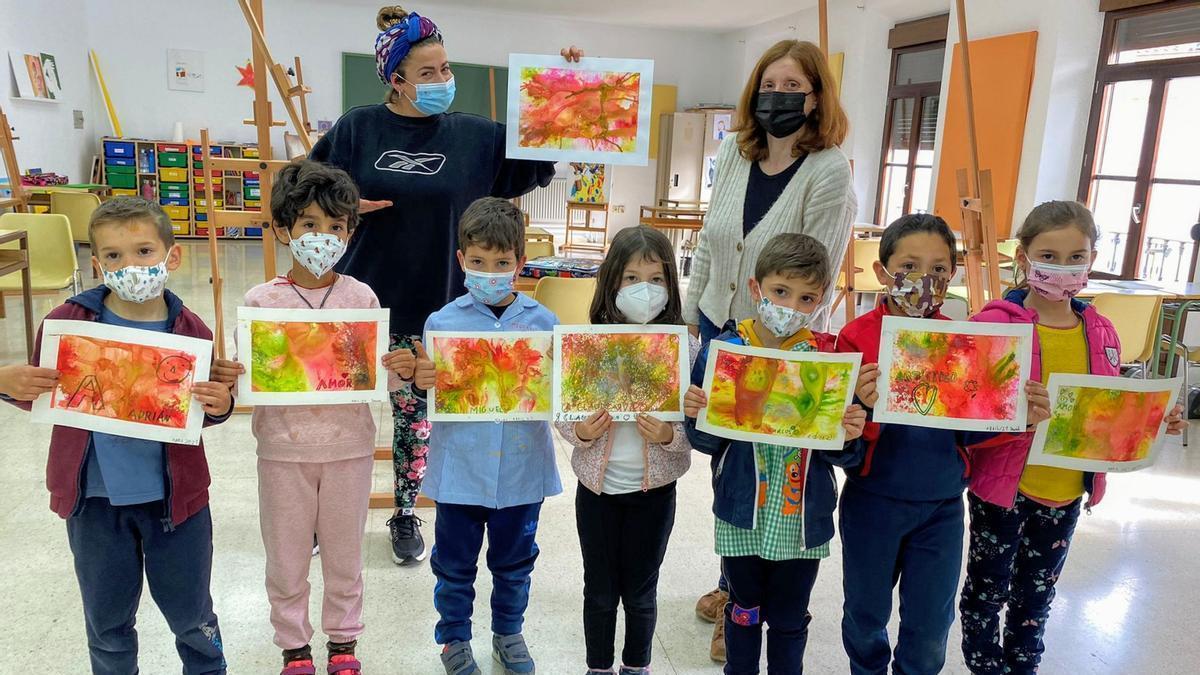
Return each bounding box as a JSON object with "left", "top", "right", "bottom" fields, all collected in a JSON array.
[{"left": 1027, "top": 261, "right": 1089, "bottom": 301}]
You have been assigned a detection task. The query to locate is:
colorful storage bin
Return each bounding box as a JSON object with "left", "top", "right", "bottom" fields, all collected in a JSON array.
[
  {"left": 162, "top": 205, "right": 190, "bottom": 221},
  {"left": 245, "top": 186, "right": 261, "bottom": 200},
  {"left": 105, "top": 165, "right": 135, "bottom": 175},
  {"left": 160, "top": 197, "right": 189, "bottom": 207},
  {"left": 106, "top": 173, "right": 136, "bottom": 189},
  {"left": 158, "top": 152, "right": 187, "bottom": 168},
  {"left": 111, "top": 188, "right": 138, "bottom": 197},
  {"left": 105, "top": 157, "right": 135, "bottom": 167},
  {"left": 104, "top": 141, "right": 135, "bottom": 158},
  {"left": 159, "top": 167, "right": 187, "bottom": 183},
  {"left": 157, "top": 143, "right": 188, "bottom": 154},
  {"left": 243, "top": 147, "right": 259, "bottom": 158},
  {"left": 171, "top": 221, "right": 190, "bottom": 236}
]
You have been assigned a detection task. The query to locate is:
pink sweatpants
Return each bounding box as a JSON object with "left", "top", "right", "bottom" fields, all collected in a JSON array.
[{"left": 258, "top": 455, "right": 374, "bottom": 649}]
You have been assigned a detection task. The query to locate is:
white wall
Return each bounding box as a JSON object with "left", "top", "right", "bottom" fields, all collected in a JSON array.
[
  {"left": 71, "top": 0, "right": 735, "bottom": 231},
  {"left": 0, "top": 0, "right": 98, "bottom": 184},
  {"left": 931, "top": 0, "right": 1105, "bottom": 232}
]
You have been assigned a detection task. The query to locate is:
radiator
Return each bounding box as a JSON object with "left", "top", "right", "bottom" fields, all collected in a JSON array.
[{"left": 522, "top": 177, "right": 569, "bottom": 226}]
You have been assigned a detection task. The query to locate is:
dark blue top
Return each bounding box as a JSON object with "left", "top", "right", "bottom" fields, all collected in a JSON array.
[
  {"left": 310, "top": 105, "right": 555, "bottom": 335},
  {"left": 83, "top": 305, "right": 171, "bottom": 505},
  {"left": 742, "top": 155, "right": 805, "bottom": 236}
]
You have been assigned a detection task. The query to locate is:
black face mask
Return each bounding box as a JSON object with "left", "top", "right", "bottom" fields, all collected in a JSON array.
[{"left": 755, "top": 91, "right": 808, "bottom": 138}]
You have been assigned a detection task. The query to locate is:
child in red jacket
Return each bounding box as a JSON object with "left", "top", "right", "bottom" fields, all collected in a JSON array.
[{"left": 0, "top": 197, "right": 233, "bottom": 674}]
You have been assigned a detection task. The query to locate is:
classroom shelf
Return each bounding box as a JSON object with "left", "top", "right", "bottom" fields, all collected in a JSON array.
[{"left": 100, "top": 136, "right": 266, "bottom": 240}]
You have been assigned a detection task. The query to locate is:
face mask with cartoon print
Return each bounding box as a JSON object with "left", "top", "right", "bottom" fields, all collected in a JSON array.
[{"left": 102, "top": 262, "right": 170, "bottom": 303}]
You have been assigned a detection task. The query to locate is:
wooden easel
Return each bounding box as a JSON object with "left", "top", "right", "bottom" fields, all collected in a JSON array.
[
  {"left": 954, "top": 0, "right": 1002, "bottom": 313},
  {"left": 0, "top": 105, "right": 28, "bottom": 213}
]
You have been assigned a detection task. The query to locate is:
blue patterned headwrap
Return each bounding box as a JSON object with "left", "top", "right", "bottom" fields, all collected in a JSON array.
[{"left": 375, "top": 12, "right": 443, "bottom": 84}]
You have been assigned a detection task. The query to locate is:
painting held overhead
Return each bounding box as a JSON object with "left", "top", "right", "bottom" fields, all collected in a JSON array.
[
  {"left": 1027, "top": 373, "right": 1182, "bottom": 473},
  {"left": 553, "top": 325, "right": 688, "bottom": 422},
  {"left": 874, "top": 316, "right": 1033, "bottom": 432},
  {"left": 235, "top": 307, "right": 389, "bottom": 405},
  {"left": 507, "top": 54, "right": 654, "bottom": 166},
  {"left": 30, "top": 320, "right": 213, "bottom": 444},
  {"left": 696, "top": 341, "right": 861, "bottom": 450},
  {"left": 427, "top": 331, "right": 554, "bottom": 422}
]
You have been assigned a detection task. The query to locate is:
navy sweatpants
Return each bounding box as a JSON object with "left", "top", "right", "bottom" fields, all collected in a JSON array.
[
  {"left": 66, "top": 498, "right": 225, "bottom": 675},
  {"left": 722, "top": 556, "right": 819, "bottom": 675},
  {"left": 431, "top": 501, "right": 542, "bottom": 645},
  {"left": 959, "top": 493, "right": 1081, "bottom": 675},
  {"left": 839, "top": 482, "right": 965, "bottom": 675}
]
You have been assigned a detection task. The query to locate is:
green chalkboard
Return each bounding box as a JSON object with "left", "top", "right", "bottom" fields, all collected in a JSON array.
[{"left": 340, "top": 52, "right": 508, "bottom": 120}]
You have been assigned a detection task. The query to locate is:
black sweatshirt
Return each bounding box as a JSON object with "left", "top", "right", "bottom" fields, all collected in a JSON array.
[{"left": 310, "top": 104, "right": 555, "bottom": 335}]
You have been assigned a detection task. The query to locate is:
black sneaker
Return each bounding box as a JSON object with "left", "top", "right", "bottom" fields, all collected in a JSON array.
[{"left": 387, "top": 513, "right": 427, "bottom": 565}]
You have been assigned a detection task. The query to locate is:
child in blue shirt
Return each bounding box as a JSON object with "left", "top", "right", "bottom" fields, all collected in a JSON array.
[{"left": 412, "top": 197, "right": 561, "bottom": 675}]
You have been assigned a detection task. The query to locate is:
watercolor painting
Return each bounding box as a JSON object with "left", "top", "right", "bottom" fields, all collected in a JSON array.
[
  {"left": 427, "top": 331, "right": 554, "bottom": 422},
  {"left": 507, "top": 54, "right": 654, "bottom": 166},
  {"left": 553, "top": 325, "right": 688, "bottom": 422},
  {"left": 697, "top": 342, "right": 861, "bottom": 450},
  {"left": 568, "top": 163, "right": 608, "bottom": 204},
  {"left": 875, "top": 317, "right": 1033, "bottom": 432},
  {"left": 31, "top": 320, "right": 213, "bottom": 444},
  {"left": 1027, "top": 374, "right": 1181, "bottom": 473},
  {"left": 236, "top": 307, "right": 389, "bottom": 405}
]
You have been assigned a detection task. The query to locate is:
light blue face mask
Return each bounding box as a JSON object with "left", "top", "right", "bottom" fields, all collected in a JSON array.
[{"left": 403, "top": 76, "right": 456, "bottom": 115}]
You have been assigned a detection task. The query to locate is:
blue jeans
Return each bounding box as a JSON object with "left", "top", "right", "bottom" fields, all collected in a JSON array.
[
  {"left": 431, "top": 501, "right": 543, "bottom": 644},
  {"left": 959, "top": 493, "right": 1081, "bottom": 675},
  {"left": 839, "top": 482, "right": 964, "bottom": 675},
  {"left": 66, "top": 499, "right": 225, "bottom": 675}
]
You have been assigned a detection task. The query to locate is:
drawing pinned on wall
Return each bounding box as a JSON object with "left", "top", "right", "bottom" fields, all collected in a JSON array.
[
  {"left": 874, "top": 316, "right": 1033, "bottom": 432},
  {"left": 553, "top": 325, "right": 688, "bottom": 422},
  {"left": 704, "top": 156, "right": 717, "bottom": 190},
  {"left": 236, "top": 60, "right": 254, "bottom": 88},
  {"left": 30, "top": 320, "right": 213, "bottom": 444},
  {"left": 427, "top": 331, "right": 554, "bottom": 422},
  {"left": 568, "top": 163, "right": 608, "bottom": 204},
  {"left": 167, "top": 49, "right": 205, "bottom": 92},
  {"left": 507, "top": 54, "right": 654, "bottom": 166},
  {"left": 1027, "top": 373, "right": 1182, "bottom": 473},
  {"left": 236, "top": 307, "right": 389, "bottom": 405},
  {"left": 713, "top": 113, "right": 731, "bottom": 141},
  {"left": 697, "top": 342, "right": 861, "bottom": 450}
]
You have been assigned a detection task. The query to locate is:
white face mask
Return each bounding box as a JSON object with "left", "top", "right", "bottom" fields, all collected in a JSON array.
[
  {"left": 289, "top": 232, "right": 347, "bottom": 278},
  {"left": 615, "top": 282, "right": 670, "bottom": 324},
  {"left": 102, "top": 261, "right": 170, "bottom": 303},
  {"left": 756, "top": 296, "right": 812, "bottom": 338}
]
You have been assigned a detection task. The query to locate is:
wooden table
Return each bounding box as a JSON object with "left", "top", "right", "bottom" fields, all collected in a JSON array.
[
  {"left": 25, "top": 184, "right": 112, "bottom": 208},
  {"left": 0, "top": 229, "right": 34, "bottom": 360},
  {"left": 639, "top": 205, "right": 706, "bottom": 233},
  {"left": 524, "top": 227, "right": 554, "bottom": 243}
]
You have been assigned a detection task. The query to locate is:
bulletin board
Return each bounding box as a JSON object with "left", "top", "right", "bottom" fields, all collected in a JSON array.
[{"left": 933, "top": 31, "right": 1038, "bottom": 239}]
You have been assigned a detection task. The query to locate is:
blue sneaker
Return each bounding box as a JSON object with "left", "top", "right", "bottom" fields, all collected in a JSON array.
[
  {"left": 440, "top": 641, "right": 480, "bottom": 675},
  {"left": 492, "top": 633, "right": 535, "bottom": 674}
]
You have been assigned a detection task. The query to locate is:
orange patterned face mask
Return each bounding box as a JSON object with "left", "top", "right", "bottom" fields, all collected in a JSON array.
[{"left": 884, "top": 270, "right": 949, "bottom": 317}]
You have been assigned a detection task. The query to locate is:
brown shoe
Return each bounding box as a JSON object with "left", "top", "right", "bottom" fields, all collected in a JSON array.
[
  {"left": 709, "top": 617, "right": 726, "bottom": 663},
  {"left": 695, "top": 588, "right": 728, "bottom": 623}
]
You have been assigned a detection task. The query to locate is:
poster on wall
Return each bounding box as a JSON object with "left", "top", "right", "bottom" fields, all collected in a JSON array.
[
  {"left": 507, "top": 54, "right": 654, "bottom": 166},
  {"left": 9, "top": 51, "right": 61, "bottom": 101},
  {"left": 167, "top": 49, "right": 205, "bottom": 92},
  {"left": 713, "top": 113, "right": 732, "bottom": 141}
]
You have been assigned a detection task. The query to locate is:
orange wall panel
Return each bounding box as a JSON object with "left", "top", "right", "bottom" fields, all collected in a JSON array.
[{"left": 934, "top": 31, "right": 1038, "bottom": 238}]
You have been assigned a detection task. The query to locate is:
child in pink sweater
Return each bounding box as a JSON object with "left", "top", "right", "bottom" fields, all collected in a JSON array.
[{"left": 212, "top": 161, "right": 420, "bottom": 675}]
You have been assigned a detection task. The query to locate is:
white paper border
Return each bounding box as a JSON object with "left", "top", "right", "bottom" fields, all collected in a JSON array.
[
  {"left": 426, "top": 330, "right": 554, "bottom": 422},
  {"left": 874, "top": 316, "right": 1034, "bottom": 432},
  {"left": 695, "top": 341, "right": 862, "bottom": 450},
  {"left": 1027, "top": 373, "right": 1182, "bottom": 473},
  {"left": 236, "top": 306, "right": 390, "bottom": 405},
  {"left": 553, "top": 324, "right": 688, "bottom": 422},
  {"left": 506, "top": 54, "right": 654, "bottom": 166},
  {"left": 30, "top": 319, "right": 213, "bottom": 444}
]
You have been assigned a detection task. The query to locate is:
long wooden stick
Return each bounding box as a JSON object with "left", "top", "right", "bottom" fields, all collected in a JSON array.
[
  {"left": 200, "top": 128, "right": 225, "bottom": 360},
  {"left": 955, "top": 0, "right": 981, "bottom": 196},
  {"left": 818, "top": 0, "right": 829, "bottom": 57},
  {"left": 237, "top": 0, "right": 313, "bottom": 154}
]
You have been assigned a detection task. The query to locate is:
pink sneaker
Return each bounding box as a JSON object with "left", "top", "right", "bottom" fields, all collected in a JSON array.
[
  {"left": 327, "top": 654, "right": 362, "bottom": 674},
  {"left": 281, "top": 659, "right": 316, "bottom": 675}
]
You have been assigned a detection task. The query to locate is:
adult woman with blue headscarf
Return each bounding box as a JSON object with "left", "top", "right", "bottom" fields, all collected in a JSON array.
[{"left": 310, "top": 5, "right": 582, "bottom": 568}]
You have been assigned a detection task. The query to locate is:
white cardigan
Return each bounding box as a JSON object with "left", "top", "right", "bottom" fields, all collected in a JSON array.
[{"left": 683, "top": 135, "right": 857, "bottom": 330}]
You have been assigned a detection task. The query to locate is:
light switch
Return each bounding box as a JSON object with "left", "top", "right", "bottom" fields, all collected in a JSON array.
[{"left": 73, "top": 110, "right": 84, "bottom": 129}]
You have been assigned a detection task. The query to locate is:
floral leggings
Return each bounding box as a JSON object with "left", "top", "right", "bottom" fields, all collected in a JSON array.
[
  {"left": 389, "top": 334, "right": 430, "bottom": 510},
  {"left": 959, "top": 492, "right": 1081, "bottom": 675}
]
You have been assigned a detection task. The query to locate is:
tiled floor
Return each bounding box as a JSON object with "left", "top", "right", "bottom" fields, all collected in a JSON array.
[{"left": 0, "top": 240, "right": 1196, "bottom": 673}]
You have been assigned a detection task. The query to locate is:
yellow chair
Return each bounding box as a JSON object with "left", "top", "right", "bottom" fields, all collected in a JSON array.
[
  {"left": 0, "top": 213, "right": 81, "bottom": 294},
  {"left": 525, "top": 240, "right": 555, "bottom": 260},
  {"left": 50, "top": 191, "right": 101, "bottom": 245},
  {"left": 1090, "top": 293, "right": 1164, "bottom": 377},
  {"left": 533, "top": 276, "right": 596, "bottom": 325}
]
